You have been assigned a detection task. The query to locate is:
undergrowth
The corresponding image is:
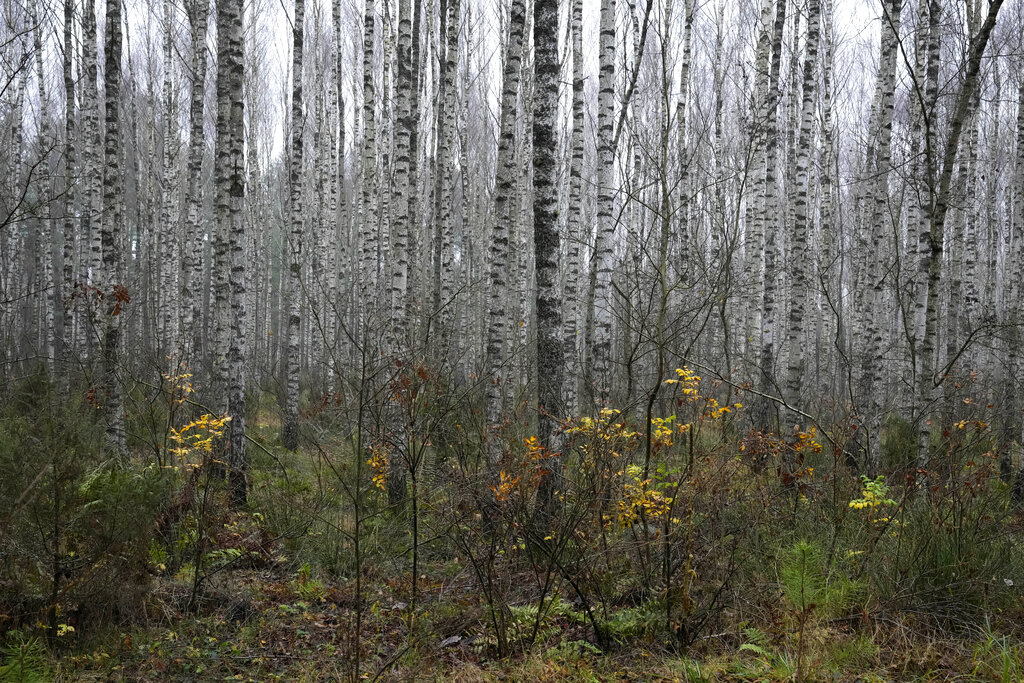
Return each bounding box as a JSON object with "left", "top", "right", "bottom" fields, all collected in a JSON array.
[{"left": 1, "top": 368, "right": 1023, "bottom": 681}]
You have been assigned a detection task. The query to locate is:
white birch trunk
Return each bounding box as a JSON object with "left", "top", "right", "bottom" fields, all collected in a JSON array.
[
  {"left": 743, "top": 0, "right": 773, "bottom": 371},
  {"left": 437, "top": 0, "right": 460, "bottom": 334},
  {"left": 591, "top": 0, "right": 617, "bottom": 403},
  {"left": 783, "top": 0, "right": 820, "bottom": 428},
  {"left": 215, "top": 0, "right": 248, "bottom": 504},
  {"left": 484, "top": 0, "right": 526, "bottom": 465},
  {"left": 562, "top": 0, "right": 584, "bottom": 418},
  {"left": 101, "top": 0, "right": 126, "bottom": 457},
  {"left": 1010, "top": 61, "right": 1024, "bottom": 501},
  {"left": 83, "top": 0, "right": 101, "bottom": 301},
  {"left": 533, "top": 0, "right": 564, "bottom": 518},
  {"left": 282, "top": 0, "right": 305, "bottom": 451},
  {"left": 32, "top": 0, "right": 54, "bottom": 367},
  {"left": 62, "top": 0, "right": 76, "bottom": 362},
  {"left": 358, "top": 0, "right": 379, "bottom": 316},
  {"left": 158, "top": 0, "right": 179, "bottom": 359},
  {"left": 181, "top": 0, "right": 209, "bottom": 366}
]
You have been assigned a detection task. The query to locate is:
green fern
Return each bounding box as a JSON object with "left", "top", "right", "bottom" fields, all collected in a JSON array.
[
  {"left": 735, "top": 626, "right": 795, "bottom": 679},
  {"left": 484, "top": 594, "right": 585, "bottom": 650},
  {"left": 203, "top": 547, "right": 243, "bottom": 571},
  {"left": 604, "top": 601, "right": 663, "bottom": 643},
  {"left": 738, "top": 626, "right": 771, "bottom": 659},
  {"left": 545, "top": 639, "right": 602, "bottom": 660}
]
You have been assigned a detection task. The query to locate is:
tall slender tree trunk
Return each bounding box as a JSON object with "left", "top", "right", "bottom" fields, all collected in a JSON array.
[
  {"left": 816, "top": 0, "right": 837, "bottom": 399},
  {"left": 591, "top": 0, "right": 617, "bottom": 403},
  {"left": 216, "top": 0, "right": 248, "bottom": 504},
  {"left": 959, "top": 106, "right": 981, "bottom": 366},
  {"left": 4, "top": 66, "right": 26, "bottom": 366},
  {"left": 484, "top": 0, "right": 526, "bottom": 466},
  {"left": 101, "top": 0, "right": 126, "bottom": 458},
  {"left": 915, "top": 0, "right": 1003, "bottom": 471},
  {"left": 562, "top": 0, "right": 584, "bottom": 418},
  {"left": 437, "top": 0, "right": 460, "bottom": 334},
  {"left": 330, "top": 0, "right": 345, "bottom": 375},
  {"left": 783, "top": 0, "right": 820, "bottom": 429},
  {"left": 282, "top": 0, "right": 305, "bottom": 451},
  {"left": 1010, "top": 57, "right": 1024, "bottom": 503},
  {"left": 407, "top": 0, "right": 422, "bottom": 326},
  {"left": 911, "top": 0, "right": 942, "bottom": 468},
  {"left": 389, "top": 0, "right": 415, "bottom": 350},
  {"left": 310, "top": 61, "right": 327, "bottom": 376},
  {"left": 359, "top": 0, "right": 378, "bottom": 317},
  {"left": 182, "top": 0, "right": 209, "bottom": 366},
  {"left": 385, "top": 0, "right": 421, "bottom": 505},
  {"left": 82, "top": 0, "right": 101, "bottom": 305},
  {"left": 513, "top": 57, "right": 533, "bottom": 399},
  {"left": 855, "top": 0, "right": 900, "bottom": 470},
  {"left": 158, "top": 0, "right": 179, "bottom": 359},
  {"left": 743, "top": 0, "right": 773, "bottom": 375},
  {"left": 32, "top": 0, "right": 54, "bottom": 368},
  {"left": 711, "top": 0, "right": 732, "bottom": 372},
  {"left": 675, "top": 0, "right": 694, "bottom": 283},
  {"left": 754, "top": 0, "right": 786, "bottom": 434},
  {"left": 379, "top": 5, "right": 394, "bottom": 305},
  {"left": 533, "top": 0, "right": 563, "bottom": 519},
  {"left": 62, "top": 0, "right": 76, "bottom": 363}
]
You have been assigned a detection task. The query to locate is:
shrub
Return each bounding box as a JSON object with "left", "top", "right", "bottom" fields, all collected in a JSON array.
[{"left": 0, "top": 374, "right": 169, "bottom": 639}]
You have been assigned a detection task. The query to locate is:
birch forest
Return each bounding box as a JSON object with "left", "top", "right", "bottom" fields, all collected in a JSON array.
[{"left": 3, "top": 0, "right": 1024, "bottom": 677}]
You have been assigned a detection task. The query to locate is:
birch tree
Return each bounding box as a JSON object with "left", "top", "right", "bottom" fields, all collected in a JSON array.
[
  {"left": 436, "top": 0, "right": 460, "bottom": 335},
  {"left": 753, "top": 0, "right": 786, "bottom": 433},
  {"left": 215, "top": 0, "right": 248, "bottom": 503},
  {"left": 61, "top": 0, "right": 76, "bottom": 362},
  {"left": 590, "top": 0, "right": 617, "bottom": 404},
  {"left": 533, "top": 0, "right": 562, "bottom": 516},
  {"left": 484, "top": 0, "right": 526, "bottom": 465},
  {"left": 562, "top": 0, "right": 583, "bottom": 417},
  {"left": 855, "top": 0, "right": 900, "bottom": 469},
  {"left": 783, "top": 0, "right": 820, "bottom": 429},
  {"left": 158, "top": 0, "right": 179, "bottom": 359},
  {"left": 181, "top": 0, "right": 209, "bottom": 364},
  {"left": 743, "top": 0, "right": 773, "bottom": 379},
  {"left": 101, "top": 0, "right": 126, "bottom": 458},
  {"left": 359, "top": 0, "right": 378, "bottom": 309},
  {"left": 31, "top": 0, "right": 54, "bottom": 367},
  {"left": 282, "top": 0, "right": 305, "bottom": 451},
  {"left": 1010, "top": 54, "right": 1024, "bottom": 503},
  {"left": 912, "top": 0, "right": 1004, "bottom": 469},
  {"left": 389, "top": 0, "right": 415, "bottom": 348}
]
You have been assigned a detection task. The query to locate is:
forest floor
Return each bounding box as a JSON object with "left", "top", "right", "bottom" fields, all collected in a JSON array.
[
  {"left": 8, "top": 409, "right": 1022, "bottom": 682},
  {"left": 41, "top": 504, "right": 1023, "bottom": 683}
]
